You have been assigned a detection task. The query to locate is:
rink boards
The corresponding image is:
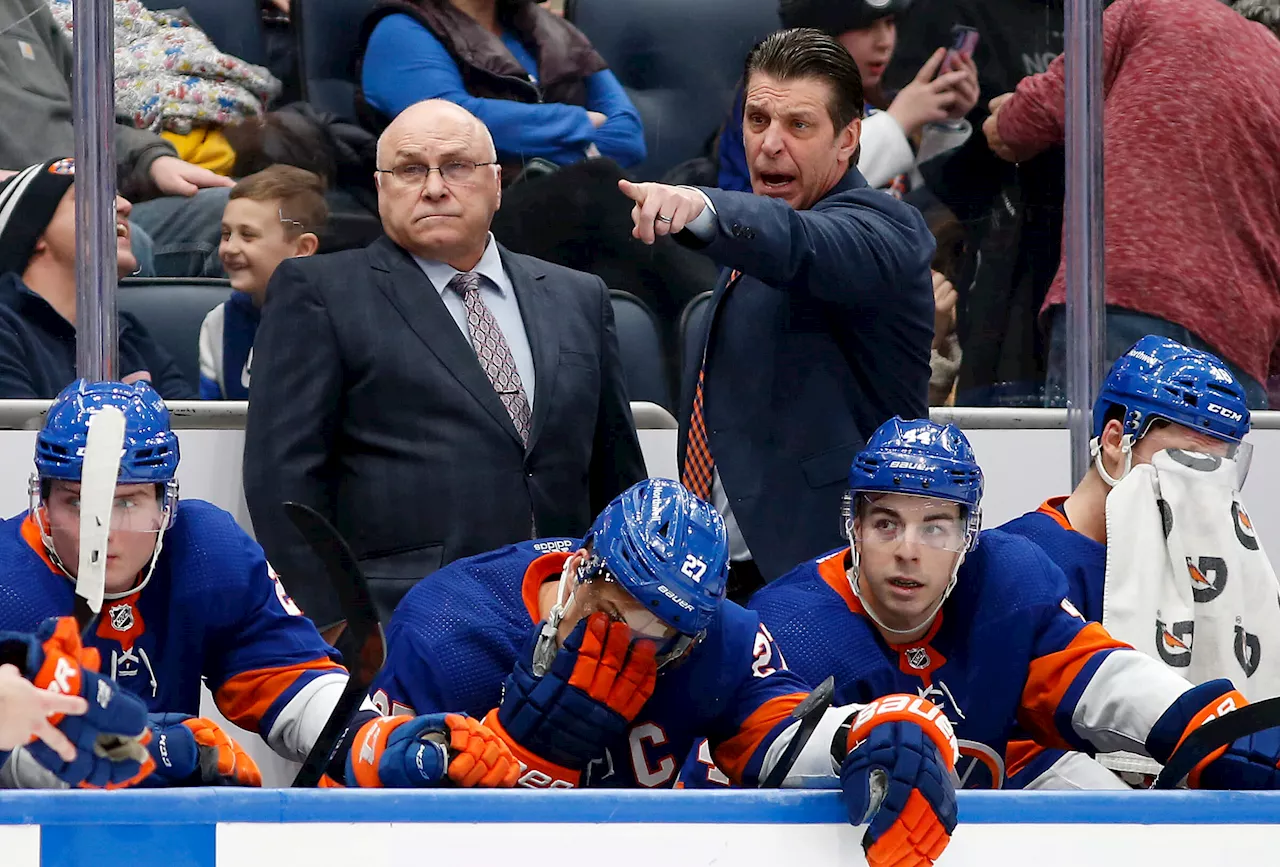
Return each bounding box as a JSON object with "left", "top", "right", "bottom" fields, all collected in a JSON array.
[{"left": 3, "top": 789, "right": 1280, "bottom": 866}]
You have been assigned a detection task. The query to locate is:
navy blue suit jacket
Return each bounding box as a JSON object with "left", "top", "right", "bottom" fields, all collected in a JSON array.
[
  {"left": 244, "top": 237, "right": 646, "bottom": 622},
  {"left": 678, "top": 168, "right": 935, "bottom": 581}
]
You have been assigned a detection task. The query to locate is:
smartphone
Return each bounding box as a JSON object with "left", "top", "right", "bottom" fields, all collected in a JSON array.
[{"left": 942, "top": 25, "right": 980, "bottom": 73}]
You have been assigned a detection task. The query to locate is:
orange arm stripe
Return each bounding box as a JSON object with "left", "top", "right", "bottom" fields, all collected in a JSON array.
[
  {"left": 214, "top": 658, "right": 345, "bottom": 732},
  {"left": 711, "top": 692, "right": 807, "bottom": 785},
  {"left": 1018, "top": 622, "right": 1130, "bottom": 751},
  {"left": 1004, "top": 739, "right": 1045, "bottom": 779}
]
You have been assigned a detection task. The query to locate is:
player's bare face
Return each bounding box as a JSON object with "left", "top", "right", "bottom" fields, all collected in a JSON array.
[
  {"left": 44, "top": 481, "right": 164, "bottom": 593},
  {"left": 853, "top": 494, "right": 964, "bottom": 633}
]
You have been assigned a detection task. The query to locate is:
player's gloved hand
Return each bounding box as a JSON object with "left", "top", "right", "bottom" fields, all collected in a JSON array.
[
  {"left": 1146, "top": 679, "right": 1280, "bottom": 788},
  {"left": 836, "top": 694, "right": 959, "bottom": 867},
  {"left": 142, "top": 714, "right": 262, "bottom": 787},
  {"left": 346, "top": 712, "right": 520, "bottom": 788},
  {"left": 483, "top": 612, "right": 658, "bottom": 787},
  {"left": 0, "top": 616, "right": 154, "bottom": 789}
]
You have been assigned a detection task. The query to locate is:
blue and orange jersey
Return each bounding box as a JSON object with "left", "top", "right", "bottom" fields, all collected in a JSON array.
[
  {"left": 0, "top": 500, "right": 344, "bottom": 746},
  {"left": 1000, "top": 497, "right": 1106, "bottom": 622},
  {"left": 746, "top": 529, "right": 1141, "bottom": 789},
  {"left": 365, "top": 538, "right": 810, "bottom": 788}
]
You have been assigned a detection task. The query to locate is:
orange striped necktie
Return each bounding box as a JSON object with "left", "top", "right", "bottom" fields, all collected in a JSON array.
[{"left": 681, "top": 270, "right": 741, "bottom": 501}]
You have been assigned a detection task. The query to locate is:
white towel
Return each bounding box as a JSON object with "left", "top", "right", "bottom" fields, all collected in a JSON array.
[{"left": 1098, "top": 449, "right": 1280, "bottom": 776}]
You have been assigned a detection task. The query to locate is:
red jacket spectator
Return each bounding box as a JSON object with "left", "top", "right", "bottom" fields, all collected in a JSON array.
[{"left": 993, "top": 0, "right": 1280, "bottom": 398}]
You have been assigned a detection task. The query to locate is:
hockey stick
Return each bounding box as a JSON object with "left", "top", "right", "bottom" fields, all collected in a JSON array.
[
  {"left": 282, "top": 501, "right": 386, "bottom": 788},
  {"left": 1153, "top": 695, "right": 1280, "bottom": 789},
  {"left": 759, "top": 675, "right": 836, "bottom": 788},
  {"left": 72, "top": 405, "right": 126, "bottom": 637}
]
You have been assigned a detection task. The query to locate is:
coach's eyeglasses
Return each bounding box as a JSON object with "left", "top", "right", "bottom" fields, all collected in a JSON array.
[{"left": 376, "top": 160, "right": 498, "bottom": 187}]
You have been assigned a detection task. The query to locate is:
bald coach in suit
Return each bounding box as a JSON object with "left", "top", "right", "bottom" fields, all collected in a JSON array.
[{"left": 244, "top": 100, "right": 645, "bottom": 622}]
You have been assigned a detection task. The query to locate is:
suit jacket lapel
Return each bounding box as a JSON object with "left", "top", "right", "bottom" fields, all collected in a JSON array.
[
  {"left": 502, "top": 246, "right": 559, "bottom": 454},
  {"left": 368, "top": 238, "right": 523, "bottom": 443}
]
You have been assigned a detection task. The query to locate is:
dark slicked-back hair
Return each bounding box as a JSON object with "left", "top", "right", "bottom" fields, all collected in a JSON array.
[{"left": 743, "top": 27, "right": 865, "bottom": 132}]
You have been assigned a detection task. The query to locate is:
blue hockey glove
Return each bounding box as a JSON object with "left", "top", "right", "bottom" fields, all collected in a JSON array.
[
  {"left": 141, "top": 714, "right": 262, "bottom": 787},
  {"left": 1147, "top": 679, "right": 1280, "bottom": 789},
  {"left": 484, "top": 612, "right": 657, "bottom": 787},
  {"left": 0, "top": 617, "right": 154, "bottom": 789},
  {"left": 837, "top": 695, "right": 959, "bottom": 867},
  {"left": 345, "top": 712, "right": 520, "bottom": 788}
]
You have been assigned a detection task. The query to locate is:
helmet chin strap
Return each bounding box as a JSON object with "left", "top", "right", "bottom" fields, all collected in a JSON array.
[
  {"left": 846, "top": 545, "right": 965, "bottom": 639},
  {"left": 532, "top": 555, "right": 580, "bottom": 676},
  {"left": 1090, "top": 434, "right": 1135, "bottom": 488},
  {"left": 35, "top": 496, "right": 175, "bottom": 603}
]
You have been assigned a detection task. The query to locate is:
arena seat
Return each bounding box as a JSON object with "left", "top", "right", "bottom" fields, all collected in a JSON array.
[
  {"left": 678, "top": 290, "right": 714, "bottom": 376},
  {"left": 118, "top": 278, "right": 235, "bottom": 394},
  {"left": 609, "top": 290, "right": 672, "bottom": 411},
  {"left": 565, "top": 0, "right": 778, "bottom": 181},
  {"left": 157, "top": 0, "right": 268, "bottom": 67},
  {"left": 293, "top": 0, "right": 378, "bottom": 121}
]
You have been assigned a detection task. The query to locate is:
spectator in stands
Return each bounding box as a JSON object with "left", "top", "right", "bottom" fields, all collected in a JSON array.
[
  {"left": 244, "top": 99, "right": 646, "bottom": 623},
  {"left": 0, "top": 0, "right": 233, "bottom": 278},
  {"left": 0, "top": 159, "right": 194, "bottom": 400},
  {"left": 983, "top": 0, "right": 1280, "bottom": 407},
  {"left": 619, "top": 29, "right": 936, "bottom": 601},
  {"left": 886, "top": 0, "right": 1067, "bottom": 407},
  {"left": 199, "top": 166, "right": 327, "bottom": 400},
  {"left": 356, "top": 0, "right": 646, "bottom": 175},
  {"left": 718, "top": 0, "right": 980, "bottom": 198},
  {"left": 45, "top": 0, "right": 280, "bottom": 177}
]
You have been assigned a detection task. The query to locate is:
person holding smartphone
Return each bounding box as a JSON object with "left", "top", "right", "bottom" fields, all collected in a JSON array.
[{"left": 717, "top": 0, "right": 981, "bottom": 198}]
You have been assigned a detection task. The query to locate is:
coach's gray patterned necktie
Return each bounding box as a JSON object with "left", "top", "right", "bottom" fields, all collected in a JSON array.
[{"left": 447, "top": 271, "right": 533, "bottom": 445}]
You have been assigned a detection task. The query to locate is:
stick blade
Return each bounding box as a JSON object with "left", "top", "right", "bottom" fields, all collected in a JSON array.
[
  {"left": 1153, "top": 695, "right": 1280, "bottom": 789},
  {"left": 74, "top": 404, "right": 126, "bottom": 628}
]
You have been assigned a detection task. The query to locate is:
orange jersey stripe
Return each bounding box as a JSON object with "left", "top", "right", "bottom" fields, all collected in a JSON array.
[
  {"left": 816, "top": 548, "right": 862, "bottom": 614},
  {"left": 21, "top": 513, "right": 62, "bottom": 575},
  {"left": 1035, "top": 497, "right": 1074, "bottom": 532},
  {"left": 1018, "top": 622, "right": 1131, "bottom": 750},
  {"left": 712, "top": 692, "right": 807, "bottom": 785},
  {"left": 520, "top": 552, "right": 573, "bottom": 623},
  {"left": 215, "top": 657, "right": 345, "bottom": 732},
  {"left": 1004, "top": 739, "right": 1044, "bottom": 779}
]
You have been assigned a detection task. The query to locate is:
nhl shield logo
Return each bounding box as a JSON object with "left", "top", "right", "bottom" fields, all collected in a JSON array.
[
  {"left": 905, "top": 647, "right": 931, "bottom": 670},
  {"left": 108, "top": 602, "right": 134, "bottom": 633}
]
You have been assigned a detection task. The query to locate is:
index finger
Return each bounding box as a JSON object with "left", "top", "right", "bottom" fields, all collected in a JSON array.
[
  {"left": 915, "top": 47, "right": 946, "bottom": 83},
  {"left": 618, "top": 178, "right": 647, "bottom": 204},
  {"left": 42, "top": 690, "right": 88, "bottom": 717}
]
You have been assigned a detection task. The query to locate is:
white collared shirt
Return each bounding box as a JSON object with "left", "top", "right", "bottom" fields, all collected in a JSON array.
[{"left": 412, "top": 233, "right": 535, "bottom": 411}]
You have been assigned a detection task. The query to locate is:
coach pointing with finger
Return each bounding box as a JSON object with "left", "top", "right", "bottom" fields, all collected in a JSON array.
[{"left": 620, "top": 28, "right": 935, "bottom": 601}]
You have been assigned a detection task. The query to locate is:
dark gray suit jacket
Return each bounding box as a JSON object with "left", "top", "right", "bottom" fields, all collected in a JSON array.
[{"left": 243, "top": 236, "right": 646, "bottom": 621}]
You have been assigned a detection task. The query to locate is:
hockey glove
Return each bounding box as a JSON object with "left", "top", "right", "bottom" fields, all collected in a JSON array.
[
  {"left": 142, "top": 714, "right": 262, "bottom": 787},
  {"left": 346, "top": 712, "right": 520, "bottom": 788},
  {"left": 1147, "top": 679, "right": 1280, "bottom": 789},
  {"left": 484, "top": 612, "right": 658, "bottom": 787},
  {"left": 0, "top": 617, "right": 154, "bottom": 789},
  {"left": 837, "top": 695, "right": 959, "bottom": 867}
]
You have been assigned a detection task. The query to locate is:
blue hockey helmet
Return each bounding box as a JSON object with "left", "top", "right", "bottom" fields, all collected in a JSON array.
[
  {"left": 844, "top": 417, "right": 983, "bottom": 551},
  {"left": 35, "top": 379, "right": 180, "bottom": 483},
  {"left": 1092, "top": 335, "right": 1251, "bottom": 444},
  {"left": 584, "top": 478, "right": 729, "bottom": 638}
]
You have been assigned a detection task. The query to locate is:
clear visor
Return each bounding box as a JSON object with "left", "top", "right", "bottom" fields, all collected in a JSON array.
[
  {"left": 35, "top": 483, "right": 166, "bottom": 535},
  {"left": 1156, "top": 440, "right": 1253, "bottom": 489},
  {"left": 564, "top": 571, "right": 681, "bottom": 647},
  {"left": 851, "top": 494, "right": 973, "bottom": 555}
]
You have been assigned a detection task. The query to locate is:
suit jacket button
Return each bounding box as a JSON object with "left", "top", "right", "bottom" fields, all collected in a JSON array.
[
  {"left": 745, "top": 229, "right": 756, "bottom": 239},
  {"left": 731, "top": 223, "right": 742, "bottom": 237}
]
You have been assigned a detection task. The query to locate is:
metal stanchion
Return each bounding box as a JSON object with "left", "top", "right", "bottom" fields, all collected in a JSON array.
[
  {"left": 72, "top": 0, "right": 118, "bottom": 381},
  {"left": 1063, "top": 0, "right": 1107, "bottom": 483}
]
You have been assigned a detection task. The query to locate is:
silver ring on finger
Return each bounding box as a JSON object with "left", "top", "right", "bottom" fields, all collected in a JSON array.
[{"left": 655, "top": 214, "right": 673, "bottom": 223}]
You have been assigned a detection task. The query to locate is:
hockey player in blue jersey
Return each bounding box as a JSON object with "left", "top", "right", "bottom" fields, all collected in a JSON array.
[
  {"left": 743, "top": 417, "right": 1280, "bottom": 820},
  {"left": 0, "top": 379, "right": 347, "bottom": 789},
  {"left": 999, "top": 336, "right": 1255, "bottom": 787},
  {"left": 337, "top": 478, "right": 960, "bottom": 867}
]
